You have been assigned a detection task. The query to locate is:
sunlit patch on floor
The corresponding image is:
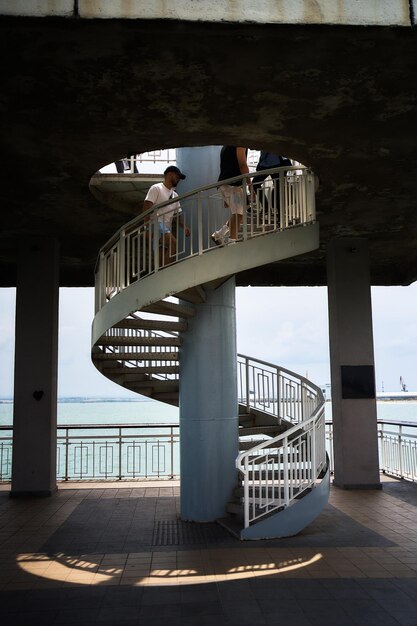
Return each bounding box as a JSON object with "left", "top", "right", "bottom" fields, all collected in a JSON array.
[{"left": 16, "top": 551, "right": 323, "bottom": 586}]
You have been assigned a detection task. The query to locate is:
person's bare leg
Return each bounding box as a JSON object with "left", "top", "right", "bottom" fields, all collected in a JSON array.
[
  {"left": 229, "top": 214, "right": 242, "bottom": 240},
  {"left": 168, "top": 234, "right": 178, "bottom": 264},
  {"left": 160, "top": 233, "right": 177, "bottom": 266}
]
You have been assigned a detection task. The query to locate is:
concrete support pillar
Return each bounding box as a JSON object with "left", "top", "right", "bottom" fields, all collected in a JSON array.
[
  {"left": 180, "top": 277, "right": 239, "bottom": 521},
  {"left": 11, "top": 238, "right": 59, "bottom": 496},
  {"left": 176, "top": 145, "right": 223, "bottom": 252},
  {"left": 327, "top": 239, "right": 380, "bottom": 489}
]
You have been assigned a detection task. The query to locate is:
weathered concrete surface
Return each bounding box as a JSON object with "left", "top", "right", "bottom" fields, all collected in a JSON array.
[
  {"left": 0, "top": 17, "right": 417, "bottom": 286},
  {"left": 2, "top": 1, "right": 412, "bottom": 26},
  {"left": 78, "top": 0, "right": 411, "bottom": 27},
  {"left": 0, "top": 0, "right": 74, "bottom": 17}
]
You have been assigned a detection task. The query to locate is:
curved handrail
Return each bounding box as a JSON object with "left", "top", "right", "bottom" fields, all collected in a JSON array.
[
  {"left": 94, "top": 165, "right": 316, "bottom": 311},
  {"left": 238, "top": 353, "right": 322, "bottom": 424},
  {"left": 237, "top": 378, "right": 325, "bottom": 528}
]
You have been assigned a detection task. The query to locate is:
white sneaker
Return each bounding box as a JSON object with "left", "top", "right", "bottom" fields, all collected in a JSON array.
[
  {"left": 211, "top": 230, "right": 225, "bottom": 246},
  {"left": 228, "top": 238, "right": 237, "bottom": 245}
]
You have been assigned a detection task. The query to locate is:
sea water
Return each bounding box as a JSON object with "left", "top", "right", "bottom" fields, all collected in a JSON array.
[
  {"left": 1, "top": 398, "right": 417, "bottom": 427},
  {"left": 0, "top": 399, "right": 416, "bottom": 480}
]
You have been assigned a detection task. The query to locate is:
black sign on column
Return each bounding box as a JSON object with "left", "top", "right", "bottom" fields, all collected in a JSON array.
[{"left": 341, "top": 365, "right": 376, "bottom": 399}]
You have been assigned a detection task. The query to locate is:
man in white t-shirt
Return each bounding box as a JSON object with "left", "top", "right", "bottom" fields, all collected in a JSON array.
[{"left": 143, "top": 165, "right": 190, "bottom": 266}]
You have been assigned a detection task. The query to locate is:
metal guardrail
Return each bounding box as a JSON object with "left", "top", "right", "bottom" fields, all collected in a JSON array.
[
  {"left": 2, "top": 420, "right": 417, "bottom": 484},
  {"left": 0, "top": 424, "right": 179, "bottom": 482},
  {"left": 236, "top": 358, "right": 325, "bottom": 528},
  {"left": 238, "top": 354, "right": 321, "bottom": 425},
  {"left": 325, "top": 420, "right": 417, "bottom": 483},
  {"left": 95, "top": 165, "right": 316, "bottom": 311}
]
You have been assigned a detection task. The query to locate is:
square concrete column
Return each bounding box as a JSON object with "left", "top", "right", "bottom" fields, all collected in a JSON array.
[
  {"left": 327, "top": 239, "right": 380, "bottom": 489},
  {"left": 11, "top": 238, "right": 59, "bottom": 496}
]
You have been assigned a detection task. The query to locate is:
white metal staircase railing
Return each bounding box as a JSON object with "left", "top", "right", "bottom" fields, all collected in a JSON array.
[
  {"left": 238, "top": 354, "right": 322, "bottom": 425},
  {"left": 92, "top": 165, "right": 326, "bottom": 537},
  {"left": 237, "top": 354, "right": 325, "bottom": 528},
  {"left": 94, "top": 165, "right": 316, "bottom": 310},
  {"left": 238, "top": 400, "right": 325, "bottom": 528}
]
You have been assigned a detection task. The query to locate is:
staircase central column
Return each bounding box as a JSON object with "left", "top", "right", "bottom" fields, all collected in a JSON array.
[
  {"left": 179, "top": 276, "right": 239, "bottom": 521},
  {"left": 176, "top": 146, "right": 239, "bottom": 521}
]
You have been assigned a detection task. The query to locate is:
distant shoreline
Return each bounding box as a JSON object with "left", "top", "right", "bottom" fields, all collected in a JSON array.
[{"left": 0, "top": 397, "right": 153, "bottom": 404}]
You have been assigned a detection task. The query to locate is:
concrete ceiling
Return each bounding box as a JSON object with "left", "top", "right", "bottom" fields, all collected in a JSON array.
[{"left": 1, "top": 16, "right": 417, "bottom": 287}]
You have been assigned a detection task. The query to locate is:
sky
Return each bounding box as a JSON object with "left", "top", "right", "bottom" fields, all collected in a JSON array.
[{"left": 1, "top": 282, "right": 417, "bottom": 398}]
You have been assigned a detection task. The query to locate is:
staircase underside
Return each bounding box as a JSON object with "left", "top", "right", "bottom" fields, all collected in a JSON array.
[{"left": 92, "top": 223, "right": 319, "bottom": 345}]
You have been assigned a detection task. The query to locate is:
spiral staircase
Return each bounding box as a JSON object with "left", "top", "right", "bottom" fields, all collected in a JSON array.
[{"left": 91, "top": 166, "right": 330, "bottom": 539}]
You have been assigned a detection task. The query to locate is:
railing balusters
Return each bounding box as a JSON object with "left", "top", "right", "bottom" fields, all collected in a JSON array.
[
  {"left": 95, "top": 166, "right": 315, "bottom": 305},
  {"left": 64, "top": 427, "right": 69, "bottom": 481},
  {"left": 118, "top": 427, "right": 122, "bottom": 480}
]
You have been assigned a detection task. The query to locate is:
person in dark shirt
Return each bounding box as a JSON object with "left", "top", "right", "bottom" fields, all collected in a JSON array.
[
  {"left": 252, "top": 152, "right": 292, "bottom": 218},
  {"left": 212, "top": 146, "right": 252, "bottom": 245}
]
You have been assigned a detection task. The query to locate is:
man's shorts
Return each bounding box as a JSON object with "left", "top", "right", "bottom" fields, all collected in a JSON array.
[{"left": 219, "top": 184, "right": 244, "bottom": 215}]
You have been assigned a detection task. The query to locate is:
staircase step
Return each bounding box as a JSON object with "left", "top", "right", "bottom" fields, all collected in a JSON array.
[
  {"left": 113, "top": 319, "right": 187, "bottom": 332},
  {"left": 226, "top": 501, "right": 243, "bottom": 517},
  {"left": 239, "top": 425, "right": 282, "bottom": 437},
  {"left": 103, "top": 371, "right": 147, "bottom": 383},
  {"left": 97, "top": 336, "right": 181, "bottom": 347},
  {"left": 238, "top": 439, "right": 270, "bottom": 451},
  {"left": 175, "top": 285, "right": 206, "bottom": 304},
  {"left": 142, "top": 300, "right": 195, "bottom": 318},
  {"left": 93, "top": 351, "right": 179, "bottom": 361},
  {"left": 98, "top": 366, "right": 179, "bottom": 376},
  {"left": 238, "top": 403, "right": 285, "bottom": 428},
  {"left": 129, "top": 380, "right": 179, "bottom": 393}
]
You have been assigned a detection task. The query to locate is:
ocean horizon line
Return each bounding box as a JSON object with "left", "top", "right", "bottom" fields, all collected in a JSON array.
[{"left": 0, "top": 396, "right": 155, "bottom": 404}]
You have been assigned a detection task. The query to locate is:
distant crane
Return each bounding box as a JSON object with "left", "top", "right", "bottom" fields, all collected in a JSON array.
[{"left": 400, "top": 376, "right": 408, "bottom": 392}]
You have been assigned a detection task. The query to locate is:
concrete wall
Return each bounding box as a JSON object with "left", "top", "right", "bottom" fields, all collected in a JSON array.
[
  {"left": 1, "top": 0, "right": 413, "bottom": 26},
  {"left": 0, "top": 0, "right": 73, "bottom": 16}
]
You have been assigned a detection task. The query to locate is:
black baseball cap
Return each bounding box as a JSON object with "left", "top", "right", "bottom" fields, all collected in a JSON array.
[{"left": 164, "top": 165, "right": 186, "bottom": 180}]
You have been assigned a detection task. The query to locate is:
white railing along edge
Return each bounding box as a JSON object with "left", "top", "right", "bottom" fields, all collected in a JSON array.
[
  {"left": 237, "top": 379, "right": 326, "bottom": 528},
  {"left": 238, "top": 353, "right": 322, "bottom": 425},
  {"left": 94, "top": 165, "right": 316, "bottom": 313}
]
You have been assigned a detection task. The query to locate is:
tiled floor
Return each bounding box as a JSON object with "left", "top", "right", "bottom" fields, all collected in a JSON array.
[{"left": 1, "top": 475, "right": 417, "bottom": 625}]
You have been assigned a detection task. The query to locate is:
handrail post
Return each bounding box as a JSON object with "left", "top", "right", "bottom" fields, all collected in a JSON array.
[
  {"left": 64, "top": 428, "right": 69, "bottom": 481},
  {"left": 197, "top": 191, "right": 203, "bottom": 254},
  {"left": 242, "top": 179, "right": 248, "bottom": 241},
  {"left": 94, "top": 263, "right": 100, "bottom": 314},
  {"left": 118, "top": 427, "right": 122, "bottom": 480},
  {"left": 243, "top": 457, "right": 249, "bottom": 528},
  {"left": 378, "top": 422, "right": 384, "bottom": 472},
  {"left": 311, "top": 420, "right": 317, "bottom": 483},
  {"left": 153, "top": 214, "right": 159, "bottom": 272},
  {"left": 279, "top": 169, "right": 285, "bottom": 229},
  {"left": 119, "top": 229, "right": 126, "bottom": 291},
  {"left": 170, "top": 427, "right": 174, "bottom": 480},
  {"left": 245, "top": 357, "right": 250, "bottom": 412},
  {"left": 309, "top": 170, "right": 316, "bottom": 222},
  {"left": 399, "top": 424, "right": 403, "bottom": 478},
  {"left": 300, "top": 382, "right": 305, "bottom": 423},
  {"left": 283, "top": 435, "right": 289, "bottom": 506},
  {"left": 98, "top": 251, "right": 105, "bottom": 311}
]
